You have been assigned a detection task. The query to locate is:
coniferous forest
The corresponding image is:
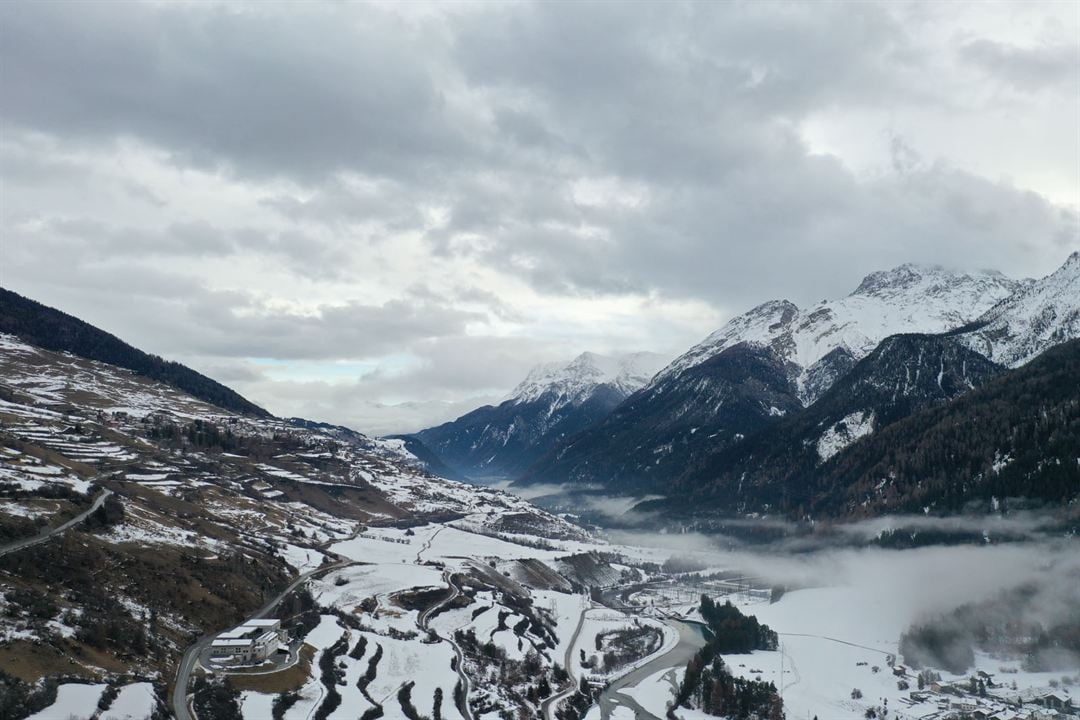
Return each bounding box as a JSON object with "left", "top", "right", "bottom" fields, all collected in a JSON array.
[{"left": 672, "top": 598, "right": 784, "bottom": 719}]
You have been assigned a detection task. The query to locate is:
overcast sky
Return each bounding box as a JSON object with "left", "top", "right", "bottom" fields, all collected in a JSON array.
[{"left": 1, "top": 1, "right": 1078, "bottom": 434}]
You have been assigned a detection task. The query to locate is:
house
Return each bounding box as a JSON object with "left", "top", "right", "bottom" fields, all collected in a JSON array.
[
  {"left": 1038, "top": 694, "right": 1074, "bottom": 712},
  {"left": 209, "top": 618, "right": 288, "bottom": 664},
  {"left": 1028, "top": 709, "right": 1061, "bottom": 720}
]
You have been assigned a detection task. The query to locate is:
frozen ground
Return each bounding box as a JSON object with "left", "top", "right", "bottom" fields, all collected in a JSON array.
[
  {"left": 100, "top": 682, "right": 158, "bottom": 720},
  {"left": 26, "top": 683, "right": 107, "bottom": 720}
]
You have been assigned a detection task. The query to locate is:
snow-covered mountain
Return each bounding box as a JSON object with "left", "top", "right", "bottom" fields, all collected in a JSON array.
[
  {"left": 657, "top": 263, "right": 1023, "bottom": 403},
  {"left": 510, "top": 351, "right": 666, "bottom": 404},
  {"left": 415, "top": 351, "right": 667, "bottom": 480},
  {"left": 520, "top": 264, "right": 1024, "bottom": 492},
  {"left": 667, "top": 336, "right": 1079, "bottom": 519},
  {"left": 668, "top": 333, "right": 1007, "bottom": 513},
  {"left": 958, "top": 251, "right": 1080, "bottom": 367}
]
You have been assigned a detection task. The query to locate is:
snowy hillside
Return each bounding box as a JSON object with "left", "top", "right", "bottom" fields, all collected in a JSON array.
[
  {"left": 0, "top": 331, "right": 641, "bottom": 719},
  {"left": 0, "top": 328, "right": 741, "bottom": 720},
  {"left": 655, "top": 263, "right": 1022, "bottom": 403},
  {"left": 958, "top": 251, "right": 1080, "bottom": 367}
]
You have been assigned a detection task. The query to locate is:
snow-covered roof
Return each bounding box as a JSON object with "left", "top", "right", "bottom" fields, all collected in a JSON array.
[
  {"left": 253, "top": 630, "right": 278, "bottom": 644},
  {"left": 211, "top": 638, "right": 252, "bottom": 647},
  {"left": 216, "top": 627, "right": 249, "bottom": 639}
]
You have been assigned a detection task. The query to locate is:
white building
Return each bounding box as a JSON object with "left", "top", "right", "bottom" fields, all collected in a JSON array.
[{"left": 209, "top": 618, "right": 287, "bottom": 664}]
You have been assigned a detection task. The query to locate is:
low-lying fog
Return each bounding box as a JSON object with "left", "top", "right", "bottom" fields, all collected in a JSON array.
[
  {"left": 607, "top": 512, "right": 1080, "bottom": 670},
  {"left": 502, "top": 480, "right": 1079, "bottom": 669}
]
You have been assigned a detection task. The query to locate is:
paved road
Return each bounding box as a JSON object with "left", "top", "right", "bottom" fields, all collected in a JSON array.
[
  {"left": 541, "top": 596, "right": 589, "bottom": 720},
  {"left": 170, "top": 561, "right": 355, "bottom": 720},
  {"left": 417, "top": 569, "right": 473, "bottom": 720},
  {"left": 414, "top": 525, "right": 444, "bottom": 563},
  {"left": 0, "top": 488, "right": 113, "bottom": 557},
  {"left": 597, "top": 620, "right": 708, "bottom": 720}
]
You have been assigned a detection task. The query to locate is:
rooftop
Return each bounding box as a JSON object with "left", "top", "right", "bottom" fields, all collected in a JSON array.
[{"left": 211, "top": 638, "right": 251, "bottom": 647}]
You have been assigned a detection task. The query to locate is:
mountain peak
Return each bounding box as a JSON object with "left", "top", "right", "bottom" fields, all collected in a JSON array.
[
  {"left": 416, "top": 350, "right": 668, "bottom": 479},
  {"left": 653, "top": 261, "right": 1021, "bottom": 397},
  {"left": 850, "top": 263, "right": 1011, "bottom": 299},
  {"left": 852, "top": 263, "right": 938, "bottom": 296},
  {"left": 512, "top": 351, "right": 667, "bottom": 404}
]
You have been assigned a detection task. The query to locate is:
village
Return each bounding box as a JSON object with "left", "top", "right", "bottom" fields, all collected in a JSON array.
[{"left": 851, "top": 661, "right": 1078, "bottom": 720}]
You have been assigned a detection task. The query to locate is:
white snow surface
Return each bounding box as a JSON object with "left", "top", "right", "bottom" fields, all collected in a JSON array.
[
  {"left": 654, "top": 263, "right": 1022, "bottom": 401},
  {"left": 958, "top": 250, "right": 1080, "bottom": 367},
  {"left": 240, "top": 691, "right": 276, "bottom": 720},
  {"left": 816, "top": 410, "right": 876, "bottom": 462},
  {"left": 26, "top": 682, "right": 107, "bottom": 720},
  {"left": 100, "top": 682, "right": 157, "bottom": 720},
  {"left": 510, "top": 351, "right": 669, "bottom": 405}
]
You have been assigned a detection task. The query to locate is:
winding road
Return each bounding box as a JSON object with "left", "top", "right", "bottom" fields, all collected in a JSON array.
[
  {"left": 0, "top": 488, "right": 113, "bottom": 557},
  {"left": 540, "top": 596, "right": 589, "bottom": 720},
  {"left": 170, "top": 560, "right": 355, "bottom": 720},
  {"left": 416, "top": 569, "right": 473, "bottom": 720}
]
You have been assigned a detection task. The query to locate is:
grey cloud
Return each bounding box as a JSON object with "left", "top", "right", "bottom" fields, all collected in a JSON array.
[
  {"left": 9, "top": 211, "right": 348, "bottom": 280},
  {"left": 190, "top": 334, "right": 569, "bottom": 433},
  {"left": 178, "top": 296, "right": 483, "bottom": 362},
  {"left": 0, "top": 136, "right": 91, "bottom": 186},
  {"left": 0, "top": 2, "right": 479, "bottom": 183},
  {"left": 0, "top": 0, "right": 1076, "bottom": 430},
  {"left": 444, "top": 147, "right": 1075, "bottom": 308},
  {"left": 260, "top": 176, "right": 426, "bottom": 233},
  {"left": 452, "top": 2, "right": 923, "bottom": 181},
  {"left": 2, "top": 250, "right": 480, "bottom": 363},
  {"left": 43, "top": 217, "right": 232, "bottom": 258},
  {"left": 218, "top": 374, "right": 502, "bottom": 436},
  {"left": 960, "top": 38, "right": 1080, "bottom": 91}
]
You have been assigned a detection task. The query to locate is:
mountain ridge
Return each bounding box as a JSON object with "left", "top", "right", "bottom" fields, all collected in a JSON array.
[
  {"left": 666, "top": 333, "right": 1007, "bottom": 516},
  {"left": 518, "top": 262, "right": 1029, "bottom": 493},
  {"left": 414, "top": 351, "right": 667, "bottom": 480},
  {"left": 0, "top": 287, "right": 270, "bottom": 418}
]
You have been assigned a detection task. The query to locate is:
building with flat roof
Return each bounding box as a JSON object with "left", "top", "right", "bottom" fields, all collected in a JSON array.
[{"left": 209, "top": 618, "right": 287, "bottom": 664}]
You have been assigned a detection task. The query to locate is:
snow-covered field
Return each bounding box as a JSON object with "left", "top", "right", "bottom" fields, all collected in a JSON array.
[
  {"left": 26, "top": 683, "right": 107, "bottom": 720},
  {"left": 721, "top": 585, "right": 1078, "bottom": 720},
  {"left": 100, "top": 682, "right": 158, "bottom": 720}
]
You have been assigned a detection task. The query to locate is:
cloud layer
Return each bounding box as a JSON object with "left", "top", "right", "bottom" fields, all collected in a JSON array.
[{"left": 1, "top": 1, "right": 1077, "bottom": 433}]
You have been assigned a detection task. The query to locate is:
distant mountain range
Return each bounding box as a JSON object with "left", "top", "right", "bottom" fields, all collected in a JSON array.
[
  {"left": 515, "top": 260, "right": 1048, "bottom": 494},
  {"left": 414, "top": 351, "right": 668, "bottom": 481},
  {"left": 415, "top": 252, "right": 1080, "bottom": 519},
  {"left": 4, "top": 252, "right": 1077, "bottom": 522}
]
